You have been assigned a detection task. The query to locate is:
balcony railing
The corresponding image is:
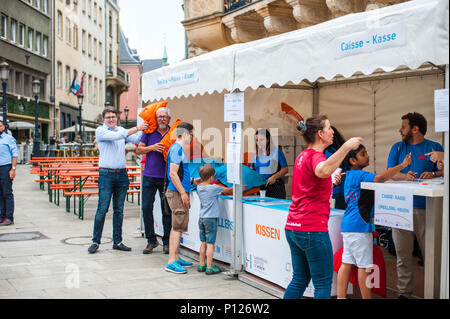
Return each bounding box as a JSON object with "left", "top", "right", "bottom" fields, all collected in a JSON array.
[
  {"left": 116, "top": 67, "right": 129, "bottom": 82},
  {"left": 224, "top": 0, "right": 254, "bottom": 13},
  {"left": 105, "top": 66, "right": 129, "bottom": 83}
]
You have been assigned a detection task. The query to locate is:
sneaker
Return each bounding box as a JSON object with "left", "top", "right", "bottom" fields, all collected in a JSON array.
[
  {"left": 88, "top": 243, "right": 99, "bottom": 254},
  {"left": 165, "top": 261, "right": 187, "bottom": 274},
  {"left": 113, "top": 243, "right": 132, "bottom": 251},
  {"left": 177, "top": 257, "right": 193, "bottom": 268},
  {"left": 197, "top": 265, "right": 206, "bottom": 272},
  {"left": 0, "top": 219, "right": 13, "bottom": 226},
  {"left": 205, "top": 266, "right": 221, "bottom": 275},
  {"left": 142, "top": 242, "right": 159, "bottom": 254},
  {"left": 163, "top": 244, "right": 169, "bottom": 255}
]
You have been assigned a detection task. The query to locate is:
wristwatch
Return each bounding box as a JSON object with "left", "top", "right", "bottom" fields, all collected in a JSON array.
[
  {"left": 432, "top": 171, "right": 436, "bottom": 177},
  {"left": 12, "top": 167, "right": 16, "bottom": 170}
]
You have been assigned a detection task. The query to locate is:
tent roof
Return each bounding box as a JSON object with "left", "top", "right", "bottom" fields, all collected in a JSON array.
[
  {"left": 142, "top": 0, "right": 448, "bottom": 101},
  {"left": 60, "top": 125, "right": 96, "bottom": 133}
]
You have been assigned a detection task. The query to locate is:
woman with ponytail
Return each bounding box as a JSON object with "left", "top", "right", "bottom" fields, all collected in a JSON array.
[{"left": 284, "top": 115, "right": 363, "bottom": 299}]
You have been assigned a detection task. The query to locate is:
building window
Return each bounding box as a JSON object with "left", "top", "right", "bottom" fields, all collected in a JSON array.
[
  {"left": 43, "top": 0, "right": 48, "bottom": 14},
  {"left": 24, "top": 74, "right": 31, "bottom": 97},
  {"left": 1, "top": 14, "right": 7, "bottom": 39},
  {"left": 43, "top": 35, "right": 48, "bottom": 57},
  {"left": 94, "top": 77, "right": 97, "bottom": 104},
  {"left": 73, "top": 0, "right": 78, "bottom": 12},
  {"left": 81, "top": 29, "right": 86, "bottom": 53},
  {"left": 88, "top": 75, "right": 92, "bottom": 103},
  {"left": 65, "top": 18, "right": 71, "bottom": 44},
  {"left": 98, "top": 7, "right": 102, "bottom": 27},
  {"left": 73, "top": 25, "right": 78, "bottom": 49},
  {"left": 57, "top": 62, "right": 62, "bottom": 88},
  {"left": 88, "top": 34, "right": 91, "bottom": 57},
  {"left": 15, "top": 71, "right": 23, "bottom": 95},
  {"left": 82, "top": 0, "right": 85, "bottom": 13},
  {"left": 88, "top": 0, "right": 91, "bottom": 18},
  {"left": 35, "top": 0, "right": 40, "bottom": 10},
  {"left": 66, "top": 0, "right": 71, "bottom": 5},
  {"left": 10, "top": 19, "right": 17, "bottom": 43},
  {"left": 57, "top": 11, "right": 62, "bottom": 37},
  {"left": 93, "top": 38, "right": 97, "bottom": 61},
  {"left": 19, "top": 23, "right": 25, "bottom": 46},
  {"left": 27, "top": 28, "right": 33, "bottom": 50},
  {"left": 66, "top": 66, "right": 71, "bottom": 90},
  {"left": 93, "top": 2, "right": 97, "bottom": 23},
  {"left": 98, "top": 41, "right": 102, "bottom": 64},
  {"left": 99, "top": 80, "right": 103, "bottom": 105},
  {"left": 108, "top": 11, "right": 112, "bottom": 37},
  {"left": 35, "top": 31, "right": 41, "bottom": 54}
]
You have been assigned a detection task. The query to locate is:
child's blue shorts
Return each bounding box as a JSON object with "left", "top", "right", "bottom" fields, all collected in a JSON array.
[{"left": 199, "top": 218, "right": 218, "bottom": 244}]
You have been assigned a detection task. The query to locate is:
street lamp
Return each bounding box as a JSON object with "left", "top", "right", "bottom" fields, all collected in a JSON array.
[
  {"left": 77, "top": 93, "right": 84, "bottom": 142},
  {"left": 124, "top": 106, "right": 129, "bottom": 128},
  {"left": 32, "top": 79, "right": 41, "bottom": 160},
  {"left": 0, "top": 61, "right": 10, "bottom": 131}
]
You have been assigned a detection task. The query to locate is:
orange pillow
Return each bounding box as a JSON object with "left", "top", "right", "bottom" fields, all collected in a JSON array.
[
  {"left": 139, "top": 101, "right": 168, "bottom": 134},
  {"left": 161, "top": 119, "right": 182, "bottom": 161}
]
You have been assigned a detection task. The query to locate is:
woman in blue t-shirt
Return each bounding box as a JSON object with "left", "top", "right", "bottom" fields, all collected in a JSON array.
[{"left": 250, "top": 128, "right": 288, "bottom": 199}]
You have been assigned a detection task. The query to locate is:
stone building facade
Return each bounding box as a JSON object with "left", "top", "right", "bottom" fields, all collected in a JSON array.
[{"left": 183, "top": 0, "right": 408, "bottom": 58}]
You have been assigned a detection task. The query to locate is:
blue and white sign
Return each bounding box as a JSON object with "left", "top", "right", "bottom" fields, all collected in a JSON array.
[
  {"left": 335, "top": 22, "right": 406, "bottom": 59},
  {"left": 156, "top": 68, "right": 198, "bottom": 89},
  {"left": 374, "top": 184, "right": 413, "bottom": 231}
]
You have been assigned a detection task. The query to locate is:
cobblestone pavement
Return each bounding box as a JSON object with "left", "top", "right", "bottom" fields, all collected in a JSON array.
[{"left": 0, "top": 165, "right": 275, "bottom": 299}]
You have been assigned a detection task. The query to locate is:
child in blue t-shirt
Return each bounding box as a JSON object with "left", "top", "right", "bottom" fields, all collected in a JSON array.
[
  {"left": 337, "top": 145, "right": 411, "bottom": 299},
  {"left": 196, "top": 164, "right": 232, "bottom": 275}
]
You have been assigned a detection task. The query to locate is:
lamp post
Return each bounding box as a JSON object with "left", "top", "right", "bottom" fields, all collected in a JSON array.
[
  {"left": 0, "top": 61, "right": 10, "bottom": 132},
  {"left": 32, "top": 79, "right": 41, "bottom": 160},
  {"left": 124, "top": 106, "right": 129, "bottom": 129},
  {"left": 77, "top": 93, "right": 84, "bottom": 142}
]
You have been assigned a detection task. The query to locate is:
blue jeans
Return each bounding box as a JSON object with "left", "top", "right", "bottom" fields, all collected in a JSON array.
[
  {"left": 92, "top": 170, "right": 129, "bottom": 245},
  {"left": 0, "top": 165, "right": 14, "bottom": 222},
  {"left": 142, "top": 176, "right": 172, "bottom": 245},
  {"left": 284, "top": 230, "right": 333, "bottom": 299}
]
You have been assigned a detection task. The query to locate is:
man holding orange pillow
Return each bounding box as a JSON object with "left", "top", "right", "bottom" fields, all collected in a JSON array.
[{"left": 137, "top": 107, "right": 172, "bottom": 255}]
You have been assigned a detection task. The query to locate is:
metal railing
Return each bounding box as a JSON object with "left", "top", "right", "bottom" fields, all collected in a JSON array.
[{"left": 224, "top": 0, "right": 254, "bottom": 13}]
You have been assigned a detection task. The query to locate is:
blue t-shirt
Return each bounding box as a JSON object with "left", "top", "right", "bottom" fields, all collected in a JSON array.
[
  {"left": 387, "top": 139, "right": 443, "bottom": 210},
  {"left": 324, "top": 147, "right": 346, "bottom": 195},
  {"left": 197, "top": 184, "right": 224, "bottom": 219},
  {"left": 341, "top": 170, "right": 376, "bottom": 233},
  {"left": 250, "top": 148, "right": 287, "bottom": 180},
  {"left": 167, "top": 142, "right": 191, "bottom": 193}
]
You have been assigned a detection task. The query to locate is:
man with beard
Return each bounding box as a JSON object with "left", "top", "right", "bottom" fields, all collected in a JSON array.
[
  {"left": 387, "top": 112, "right": 443, "bottom": 299},
  {"left": 137, "top": 107, "right": 172, "bottom": 254}
]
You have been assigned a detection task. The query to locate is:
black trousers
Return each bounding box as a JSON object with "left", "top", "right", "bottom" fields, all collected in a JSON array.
[
  {"left": 0, "top": 164, "right": 14, "bottom": 222},
  {"left": 264, "top": 179, "right": 286, "bottom": 199}
]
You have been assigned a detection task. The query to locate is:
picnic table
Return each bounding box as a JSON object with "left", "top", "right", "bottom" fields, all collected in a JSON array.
[{"left": 30, "top": 157, "right": 141, "bottom": 220}]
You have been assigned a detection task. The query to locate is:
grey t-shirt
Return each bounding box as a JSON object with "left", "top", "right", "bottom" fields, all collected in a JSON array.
[{"left": 197, "top": 184, "right": 224, "bottom": 219}]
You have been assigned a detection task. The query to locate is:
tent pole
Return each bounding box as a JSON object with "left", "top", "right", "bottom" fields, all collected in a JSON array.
[
  {"left": 313, "top": 85, "right": 319, "bottom": 116},
  {"left": 440, "top": 64, "right": 449, "bottom": 299}
]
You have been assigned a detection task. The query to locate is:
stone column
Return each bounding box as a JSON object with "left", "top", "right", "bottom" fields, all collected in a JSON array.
[{"left": 286, "top": 0, "right": 330, "bottom": 28}]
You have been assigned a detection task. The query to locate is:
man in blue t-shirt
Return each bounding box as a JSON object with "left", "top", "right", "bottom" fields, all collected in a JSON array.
[
  {"left": 165, "top": 122, "right": 199, "bottom": 274},
  {"left": 386, "top": 112, "right": 443, "bottom": 299}
]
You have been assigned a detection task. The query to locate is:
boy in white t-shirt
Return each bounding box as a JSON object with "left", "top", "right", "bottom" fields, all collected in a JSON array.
[{"left": 196, "top": 164, "right": 232, "bottom": 275}]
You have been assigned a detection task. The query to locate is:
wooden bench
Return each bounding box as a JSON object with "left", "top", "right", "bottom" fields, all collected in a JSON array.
[{"left": 63, "top": 185, "right": 141, "bottom": 220}]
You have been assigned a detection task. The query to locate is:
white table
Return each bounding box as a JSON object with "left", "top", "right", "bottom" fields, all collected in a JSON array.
[{"left": 361, "top": 180, "right": 444, "bottom": 299}]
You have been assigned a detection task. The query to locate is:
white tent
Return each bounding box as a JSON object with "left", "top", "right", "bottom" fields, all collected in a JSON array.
[
  {"left": 8, "top": 121, "right": 35, "bottom": 130},
  {"left": 142, "top": 0, "right": 449, "bottom": 298},
  {"left": 143, "top": 0, "right": 448, "bottom": 100}
]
